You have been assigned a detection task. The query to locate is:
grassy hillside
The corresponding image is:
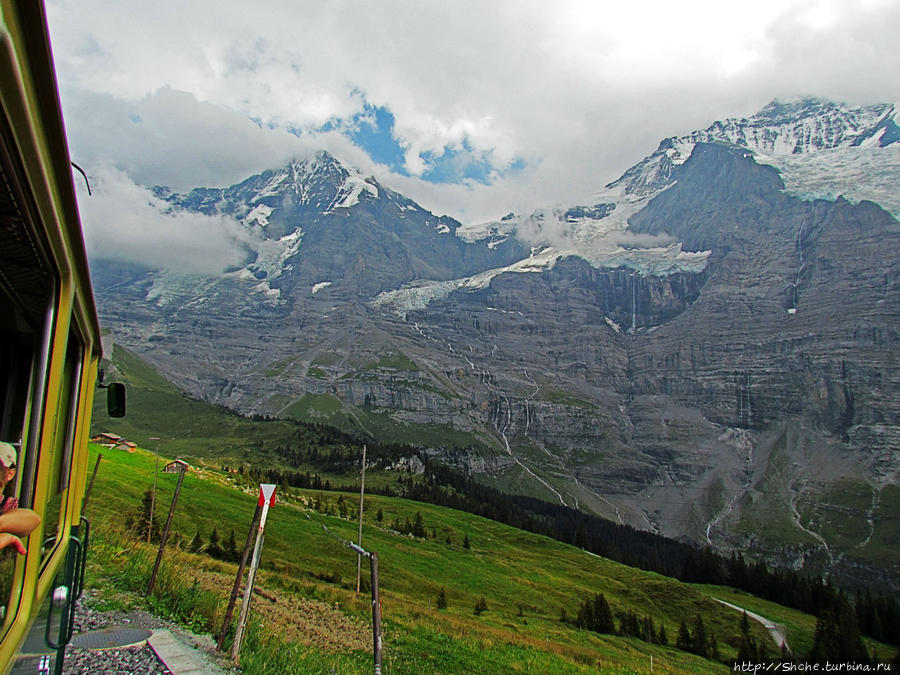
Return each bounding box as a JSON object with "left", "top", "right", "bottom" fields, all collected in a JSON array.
[
  {"left": 89, "top": 345, "right": 900, "bottom": 671},
  {"left": 93, "top": 345, "right": 318, "bottom": 464},
  {"left": 84, "top": 442, "right": 876, "bottom": 675},
  {"left": 93, "top": 346, "right": 415, "bottom": 493},
  {"left": 94, "top": 345, "right": 500, "bottom": 467}
]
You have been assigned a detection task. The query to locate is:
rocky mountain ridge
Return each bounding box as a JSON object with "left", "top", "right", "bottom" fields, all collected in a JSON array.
[{"left": 92, "top": 98, "right": 900, "bottom": 591}]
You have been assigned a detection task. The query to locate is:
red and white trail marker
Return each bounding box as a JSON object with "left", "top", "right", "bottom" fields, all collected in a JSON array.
[
  {"left": 258, "top": 483, "right": 277, "bottom": 507},
  {"left": 232, "top": 483, "right": 277, "bottom": 663}
]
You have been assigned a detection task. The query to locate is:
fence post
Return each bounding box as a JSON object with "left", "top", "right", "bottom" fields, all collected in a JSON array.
[
  {"left": 217, "top": 502, "right": 262, "bottom": 651},
  {"left": 356, "top": 444, "right": 366, "bottom": 594},
  {"left": 371, "top": 551, "right": 382, "bottom": 675},
  {"left": 231, "top": 484, "right": 276, "bottom": 664},
  {"left": 146, "top": 461, "right": 188, "bottom": 596}
]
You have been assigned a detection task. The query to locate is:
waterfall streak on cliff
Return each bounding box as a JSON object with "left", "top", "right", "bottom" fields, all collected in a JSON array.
[
  {"left": 788, "top": 480, "right": 834, "bottom": 568},
  {"left": 790, "top": 213, "right": 810, "bottom": 311},
  {"left": 575, "top": 476, "right": 624, "bottom": 525},
  {"left": 522, "top": 368, "right": 541, "bottom": 440},
  {"left": 412, "top": 320, "right": 595, "bottom": 510}
]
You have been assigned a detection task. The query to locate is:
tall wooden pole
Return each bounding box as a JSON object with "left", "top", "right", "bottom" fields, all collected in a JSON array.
[
  {"left": 356, "top": 444, "right": 366, "bottom": 594},
  {"left": 146, "top": 464, "right": 186, "bottom": 595},
  {"left": 217, "top": 502, "right": 262, "bottom": 651},
  {"left": 148, "top": 455, "right": 159, "bottom": 543}
]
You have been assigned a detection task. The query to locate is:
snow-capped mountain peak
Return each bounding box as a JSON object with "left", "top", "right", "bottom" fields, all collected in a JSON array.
[
  {"left": 597, "top": 97, "right": 900, "bottom": 224},
  {"left": 246, "top": 152, "right": 379, "bottom": 213}
]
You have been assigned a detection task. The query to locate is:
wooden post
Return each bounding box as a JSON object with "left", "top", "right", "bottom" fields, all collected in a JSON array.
[
  {"left": 148, "top": 455, "right": 158, "bottom": 542},
  {"left": 232, "top": 484, "right": 276, "bottom": 664},
  {"left": 370, "top": 552, "right": 382, "bottom": 675},
  {"left": 217, "top": 502, "right": 262, "bottom": 651},
  {"left": 356, "top": 444, "right": 366, "bottom": 594},
  {"left": 146, "top": 463, "right": 186, "bottom": 596},
  {"left": 80, "top": 453, "right": 102, "bottom": 513}
]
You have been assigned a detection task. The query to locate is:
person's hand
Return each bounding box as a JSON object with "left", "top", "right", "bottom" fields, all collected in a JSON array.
[{"left": 0, "top": 533, "right": 26, "bottom": 555}]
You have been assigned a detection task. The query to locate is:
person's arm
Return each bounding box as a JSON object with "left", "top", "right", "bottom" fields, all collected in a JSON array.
[
  {"left": 0, "top": 508, "right": 41, "bottom": 538},
  {"left": 0, "top": 533, "right": 26, "bottom": 555}
]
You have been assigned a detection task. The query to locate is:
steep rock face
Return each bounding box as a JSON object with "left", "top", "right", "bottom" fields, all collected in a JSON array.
[
  {"left": 92, "top": 102, "right": 900, "bottom": 589},
  {"left": 628, "top": 145, "right": 899, "bottom": 442}
]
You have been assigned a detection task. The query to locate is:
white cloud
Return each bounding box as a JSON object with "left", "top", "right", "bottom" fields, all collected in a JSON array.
[
  {"left": 47, "top": 0, "right": 900, "bottom": 234},
  {"left": 76, "top": 165, "right": 256, "bottom": 274}
]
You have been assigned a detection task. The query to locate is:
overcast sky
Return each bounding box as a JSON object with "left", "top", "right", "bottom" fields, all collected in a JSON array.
[{"left": 45, "top": 0, "right": 900, "bottom": 270}]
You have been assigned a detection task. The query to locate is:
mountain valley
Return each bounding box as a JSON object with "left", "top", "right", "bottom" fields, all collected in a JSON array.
[{"left": 91, "top": 98, "right": 900, "bottom": 592}]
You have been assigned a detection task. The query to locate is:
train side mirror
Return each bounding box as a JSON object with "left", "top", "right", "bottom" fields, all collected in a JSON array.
[{"left": 107, "top": 382, "right": 126, "bottom": 417}]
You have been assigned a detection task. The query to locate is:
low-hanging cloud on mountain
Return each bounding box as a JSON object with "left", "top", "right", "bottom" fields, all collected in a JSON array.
[
  {"left": 76, "top": 164, "right": 256, "bottom": 274},
  {"left": 512, "top": 207, "right": 678, "bottom": 252}
]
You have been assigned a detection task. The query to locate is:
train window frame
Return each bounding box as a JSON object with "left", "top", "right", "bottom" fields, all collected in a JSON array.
[
  {"left": 0, "top": 110, "right": 60, "bottom": 643},
  {"left": 0, "top": 282, "right": 58, "bottom": 642},
  {"left": 37, "top": 321, "right": 84, "bottom": 570},
  {"left": 0, "top": 303, "right": 49, "bottom": 638}
]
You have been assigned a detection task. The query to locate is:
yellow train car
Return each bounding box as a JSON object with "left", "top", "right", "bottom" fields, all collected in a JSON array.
[{"left": 1, "top": 2, "right": 123, "bottom": 672}]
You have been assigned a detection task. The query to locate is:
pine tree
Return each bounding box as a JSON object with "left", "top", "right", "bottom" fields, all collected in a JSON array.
[
  {"left": 593, "top": 593, "right": 614, "bottom": 633},
  {"left": 436, "top": 587, "right": 448, "bottom": 610},
  {"left": 208, "top": 527, "right": 223, "bottom": 559},
  {"left": 188, "top": 528, "right": 204, "bottom": 553},
  {"left": 224, "top": 528, "right": 240, "bottom": 562},
  {"left": 576, "top": 597, "right": 593, "bottom": 630},
  {"left": 127, "top": 487, "right": 162, "bottom": 542},
  {"left": 810, "top": 606, "right": 869, "bottom": 663},
  {"left": 676, "top": 619, "right": 693, "bottom": 652},
  {"left": 412, "top": 512, "right": 426, "bottom": 538},
  {"left": 575, "top": 593, "right": 614, "bottom": 634},
  {"left": 691, "top": 614, "right": 710, "bottom": 658},
  {"left": 463, "top": 533, "right": 471, "bottom": 549},
  {"left": 617, "top": 610, "right": 640, "bottom": 638}
]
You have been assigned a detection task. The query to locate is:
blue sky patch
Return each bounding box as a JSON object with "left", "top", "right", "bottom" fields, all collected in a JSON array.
[
  {"left": 320, "top": 99, "right": 524, "bottom": 185},
  {"left": 345, "top": 103, "right": 408, "bottom": 172}
]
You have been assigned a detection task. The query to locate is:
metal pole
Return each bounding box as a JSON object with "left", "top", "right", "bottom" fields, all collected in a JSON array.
[
  {"left": 320, "top": 525, "right": 382, "bottom": 674},
  {"left": 146, "top": 465, "right": 186, "bottom": 596},
  {"left": 370, "top": 552, "right": 382, "bottom": 675},
  {"left": 81, "top": 453, "right": 102, "bottom": 513},
  {"left": 217, "top": 503, "right": 262, "bottom": 651},
  {"left": 356, "top": 444, "right": 366, "bottom": 594},
  {"left": 232, "top": 487, "right": 275, "bottom": 664}
]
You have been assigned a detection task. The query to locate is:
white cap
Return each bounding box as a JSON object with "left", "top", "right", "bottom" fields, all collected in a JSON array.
[{"left": 0, "top": 442, "right": 17, "bottom": 469}]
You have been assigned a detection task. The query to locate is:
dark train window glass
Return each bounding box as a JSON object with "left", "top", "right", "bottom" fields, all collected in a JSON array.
[
  {"left": 0, "top": 290, "right": 48, "bottom": 637},
  {"left": 39, "top": 326, "right": 83, "bottom": 567}
]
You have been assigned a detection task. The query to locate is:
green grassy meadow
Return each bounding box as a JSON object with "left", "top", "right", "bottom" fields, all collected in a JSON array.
[
  {"left": 86, "top": 346, "right": 899, "bottom": 673},
  {"left": 82, "top": 442, "right": 840, "bottom": 675}
]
